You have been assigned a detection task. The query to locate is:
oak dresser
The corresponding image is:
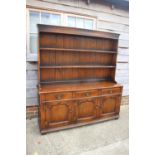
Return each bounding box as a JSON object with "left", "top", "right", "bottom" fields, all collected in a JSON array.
[{"left": 38, "top": 24, "right": 123, "bottom": 134}]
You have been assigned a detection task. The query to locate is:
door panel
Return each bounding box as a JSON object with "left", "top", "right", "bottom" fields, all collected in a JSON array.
[
  {"left": 100, "top": 95, "right": 121, "bottom": 117},
  {"left": 45, "top": 101, "right": 72, "bottom": 128},
  {"left": 102, "top": 97, "right": 116, "bottom": 113},
  {"left": 75, "top": 98, "right": 97, "bottom": 123}
]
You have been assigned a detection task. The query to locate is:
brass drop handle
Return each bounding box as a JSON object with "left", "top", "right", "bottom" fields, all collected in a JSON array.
[
  {"left": 55, "top": 94, "right": 63, "bottom": 100},
  {"left": 85, "top": 92, "right": 91, "bottom": 97},
  {"left": 110, "top": 90, "right": 112, "bottom": 93}
]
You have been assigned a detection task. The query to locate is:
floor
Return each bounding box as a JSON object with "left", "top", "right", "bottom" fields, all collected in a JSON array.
[{"left": 26, "top": 105, "right": 129, "bottom": 155}]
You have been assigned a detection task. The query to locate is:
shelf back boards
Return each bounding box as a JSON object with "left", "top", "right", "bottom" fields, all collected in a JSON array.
[{"left": 38, "top": 25, "right": 119, "bottom": 84}]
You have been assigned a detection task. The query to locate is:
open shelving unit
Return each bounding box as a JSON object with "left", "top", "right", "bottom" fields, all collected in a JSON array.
[{"left": 38, "top": 26, "right": 118, "bottom": 85}]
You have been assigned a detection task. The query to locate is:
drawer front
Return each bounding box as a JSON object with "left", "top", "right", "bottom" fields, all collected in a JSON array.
[
  {"left": 75, "top": 90, "right": 98, "bottom": 98},
  {"left": 102, "top": 88, "right": 121, "bottom": 95},
  {"left": 45, "top": 92, "right": 72, "bottom": 101}
]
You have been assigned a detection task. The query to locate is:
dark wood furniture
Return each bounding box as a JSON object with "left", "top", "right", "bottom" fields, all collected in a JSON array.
[{"left": 38, "top": 24, "right": 123, "bottom": 134}]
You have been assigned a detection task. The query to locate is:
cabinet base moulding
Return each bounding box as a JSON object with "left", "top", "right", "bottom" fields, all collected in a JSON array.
[{"left": 39, "top": 114, "right": 119, "bottom": 134}]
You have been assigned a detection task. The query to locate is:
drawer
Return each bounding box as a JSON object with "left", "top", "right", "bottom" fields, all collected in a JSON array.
[
  {"left": 102, "top": 88, "right": 121, "bottom": 95},
  {"left": 45, "top": 92, "right": 72, "bottom": 101},
  {"left": 75, "top": 90, "right": 98, "bottom": 98}
]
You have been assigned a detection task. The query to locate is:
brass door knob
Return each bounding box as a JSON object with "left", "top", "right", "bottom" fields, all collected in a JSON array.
[
  {"left": 55, "top": 95, "right": 62, "bottom": 100},
  {"left": 85, "top": 92, "right": 91, "bottom": 97}
]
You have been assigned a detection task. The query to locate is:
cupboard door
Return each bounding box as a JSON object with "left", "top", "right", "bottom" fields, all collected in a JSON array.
[
  {"left": 100, "top": 95, "right": 121, "bottom": 117},
  {"left": 44, "top": 101, "right": 73, "bottom": 128},
  {"left": 75, "top": 98, "right": 97, "bottom": 123}
]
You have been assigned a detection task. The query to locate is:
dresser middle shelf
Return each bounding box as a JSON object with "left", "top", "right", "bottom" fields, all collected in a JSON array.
[
  {"left": 40, "top": 48, "right": 117, "bottom": 54},
  {"left": 39, "top": 65, "right": 116, "bottom": 69}
]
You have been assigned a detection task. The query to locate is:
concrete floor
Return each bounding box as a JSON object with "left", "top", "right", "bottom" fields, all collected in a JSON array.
[{"left": 26, "top": 105, "right": 129, "bottom": 155}]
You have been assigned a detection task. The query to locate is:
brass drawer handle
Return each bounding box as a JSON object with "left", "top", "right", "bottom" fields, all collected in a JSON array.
[
  {"left": 85, "top": 92, "right": 91, "bottom": 97},
  {"left": 55, "top": 94, "right": 63, "bottom": 100},
  {"left": 109, "top": 90, "right": 112, "bottom": 93}
]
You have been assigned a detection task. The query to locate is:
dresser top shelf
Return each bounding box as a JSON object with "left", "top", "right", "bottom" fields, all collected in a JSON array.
[
  {"left": 39, "top": 81, "right": 122, "bottom": 94},
  {"left": 38, "top": 24, "right": 119, "bottom": 39}
]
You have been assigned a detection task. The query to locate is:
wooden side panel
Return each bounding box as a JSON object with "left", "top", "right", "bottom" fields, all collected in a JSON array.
[{"left": 39, "top": 94, "right": 46, "bottom": 129}]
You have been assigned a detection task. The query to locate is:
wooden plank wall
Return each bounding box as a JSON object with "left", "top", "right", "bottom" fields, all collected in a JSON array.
[{"left": 26, "top": 0, "right": 129, "bottom": 106}]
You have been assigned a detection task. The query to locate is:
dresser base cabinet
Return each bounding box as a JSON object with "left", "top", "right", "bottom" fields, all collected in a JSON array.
[
  {"left": 38, "top": 82, "right": 122, "bottom": 134},
  {"left": 38, "top": 25, "right": 123, "bottom": 134}
]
